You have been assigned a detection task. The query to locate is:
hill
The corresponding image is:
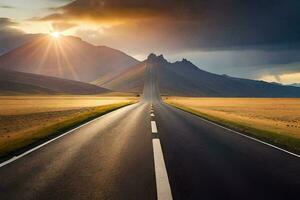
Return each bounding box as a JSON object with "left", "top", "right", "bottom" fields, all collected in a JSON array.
[
  {"left": 0, "top": 35, "right": 139, "bottom": 82},
  {"left": 0, "top": 69, "right": 110, "bottom": 95},
  {"left": 97, "top": 53, "right": 300, "bottom": 97}
]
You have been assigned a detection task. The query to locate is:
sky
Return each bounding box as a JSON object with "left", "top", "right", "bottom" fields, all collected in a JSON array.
[{"left": 1, "top": 0, "right": 300, "bottom": 84}]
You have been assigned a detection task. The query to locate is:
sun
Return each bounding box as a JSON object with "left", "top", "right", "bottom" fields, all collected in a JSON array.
[{"left": 50, "top": 32, "right": 61, "bottom": 39}]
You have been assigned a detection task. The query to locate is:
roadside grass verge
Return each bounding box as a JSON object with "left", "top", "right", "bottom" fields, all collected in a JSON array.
[
  {"left": 167, "top": 102, "right": 300, "bottom": 154},
  {"left": 0, "top": 102, "right": 135, "bottom": 159}
]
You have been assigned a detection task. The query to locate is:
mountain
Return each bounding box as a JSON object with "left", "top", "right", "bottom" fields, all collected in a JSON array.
[
  {"left": 0, "top": 35, "right": 139, "bottom": 82},
  {"left": 0, "top": 69, "right": 110, "bottom": 95},
  {"left": 97, "top": 53, "right": 300, "bottom": 97}
]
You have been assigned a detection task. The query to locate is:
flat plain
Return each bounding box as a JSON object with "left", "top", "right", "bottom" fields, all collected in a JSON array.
[
  {"left": 0, "top": 95, "right": 138, "bottom": 157},
  {"left": 164, "top": 97, "right": 300, "bottom": 153}
]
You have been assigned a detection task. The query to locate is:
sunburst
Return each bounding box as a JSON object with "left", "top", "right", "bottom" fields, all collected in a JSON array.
[{"left": 50, "top": 32, "right": 61, "bottom": 39}]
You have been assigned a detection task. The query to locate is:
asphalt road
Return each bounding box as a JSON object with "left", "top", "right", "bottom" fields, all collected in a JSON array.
[{"left": 0, "top": 64, "right": 300, "bottom": 200}]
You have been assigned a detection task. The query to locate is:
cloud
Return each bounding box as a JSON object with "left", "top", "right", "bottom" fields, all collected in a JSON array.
[
  {"left": 0, "top": 5, "right": 15, "bottom": 9},
  {"left": 39, "top": 0, "right": 300, "bottom": 51},
  {"left": 0, "top": 18, "right": 22, "bottom": 35},
  {"left": 51, "top": 22, "right": 77, "bottom": 32},
  {"left": 0, "top": 18, "right": 17, "bottom": 26},
  {"left": 260, "top": 72, "right": 300, "bottom": 84},
  {"left": 44, "top": 0, "right": 177, "bottom": 21}
]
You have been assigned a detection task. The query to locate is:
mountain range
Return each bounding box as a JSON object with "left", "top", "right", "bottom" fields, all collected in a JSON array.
[
  {"left": 96, "top": 53, "right": 300, "bottom": 97},
  {"left": 0, "top": 35, "right": 300, "bottom": 97}
]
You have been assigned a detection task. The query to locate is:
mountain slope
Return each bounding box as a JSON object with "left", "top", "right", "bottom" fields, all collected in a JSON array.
[
  {"left": 0, "top": 69, "right": 110, "bottom": 95},
  {"left": 0, "top": 35, "right": 139, "bottom": 82},
  {"left": 96, "top": 53, "right": 300, "bottom": 97},
  {"left": 93, "top": 62, "right": 147, "bottom": 93}
]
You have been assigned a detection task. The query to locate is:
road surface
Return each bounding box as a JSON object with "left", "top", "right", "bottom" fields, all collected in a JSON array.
[{"left": 0, "top": 64, "right": 299, "bottom": 200}]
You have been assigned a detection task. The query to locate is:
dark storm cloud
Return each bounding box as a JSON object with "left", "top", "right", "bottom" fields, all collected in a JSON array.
[{"left": 42, "top": 0, "right": 300, "bottom": 49}]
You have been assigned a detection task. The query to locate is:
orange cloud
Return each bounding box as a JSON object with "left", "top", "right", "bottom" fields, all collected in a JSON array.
[
  {"left": 51, "top": 22, "right": 77, "bottom": 32},
  {"left": 261, "top": 72, "right": 300, "bottom": 84}
]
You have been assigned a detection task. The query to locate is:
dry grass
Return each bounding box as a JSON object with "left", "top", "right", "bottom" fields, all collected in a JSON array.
[
  {"left": 0, "top": 95, "right": 137, "bottom": 115},
  {"left": 164, "top": 97, "right": 300, "bottom": 153},
  {"left": 0, "top": 95, "right": 138, "bottom": 157}
]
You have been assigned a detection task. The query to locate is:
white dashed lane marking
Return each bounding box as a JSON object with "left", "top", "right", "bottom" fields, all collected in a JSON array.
[
  {"left": 152, "top": 139, "right": 173, "bottom": 200},
  {"left": 150, "top": 106, "right": 173, "bottom": 199},
  {"left": 151, "top": 121, "right": 158, "bottom": 133}
]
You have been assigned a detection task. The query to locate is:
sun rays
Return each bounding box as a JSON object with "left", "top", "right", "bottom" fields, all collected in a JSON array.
[{"left": 27, "top": 34, "right": 80, "bottom": 80}]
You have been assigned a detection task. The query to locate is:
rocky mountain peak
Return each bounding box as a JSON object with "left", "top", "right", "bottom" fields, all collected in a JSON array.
[{"left": 147, "top": 53, "right": 168, "bottom": 64}]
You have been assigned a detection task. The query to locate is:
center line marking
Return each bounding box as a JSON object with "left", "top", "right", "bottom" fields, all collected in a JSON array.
[
  {"left": 151, "top": 113, "right": 155, "bottom": 117},
  {"left": 151, "top": 121, "right": 158, "bottom": 133},
  {"left": 152, "top": 139, "right": 173, "bottom": 200}
]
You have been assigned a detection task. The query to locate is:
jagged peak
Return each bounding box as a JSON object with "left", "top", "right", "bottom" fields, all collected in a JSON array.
[
  {"left": 147, "top": 53, "right": 157, "bottom": 60},
  {"left": 147, "top": 53, "right": 168, "bottom": 64},
  {"left": 173, "top": 58, "right": 194, "bottom": 66},
  {"left": 181, "top": 58, "right": 192, "bottom": 64}
]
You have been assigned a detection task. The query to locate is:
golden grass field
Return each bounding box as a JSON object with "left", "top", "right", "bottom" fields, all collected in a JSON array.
[
  {"left": 0, "top": 95, "right": 138, "bottom": 157},
  {"left": 164, "top": 97, "right": 300, "bottom": 153},
  {"left": 0, "top": 95, "right": 137, "bottom": 115}
]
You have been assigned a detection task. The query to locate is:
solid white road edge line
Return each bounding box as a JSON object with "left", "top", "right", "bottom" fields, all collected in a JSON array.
[
  {"left": 152, "top": 139, "right": 173, "bottom": 200},
  {"left": 198, "top": 116, "right": 300, "bottom": 158},
  {"left": 0, "top": 104, "right": 134, "bottom": 168},
  {"left": 151, "top": 121, "right": 158, "bottom": 133}
]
